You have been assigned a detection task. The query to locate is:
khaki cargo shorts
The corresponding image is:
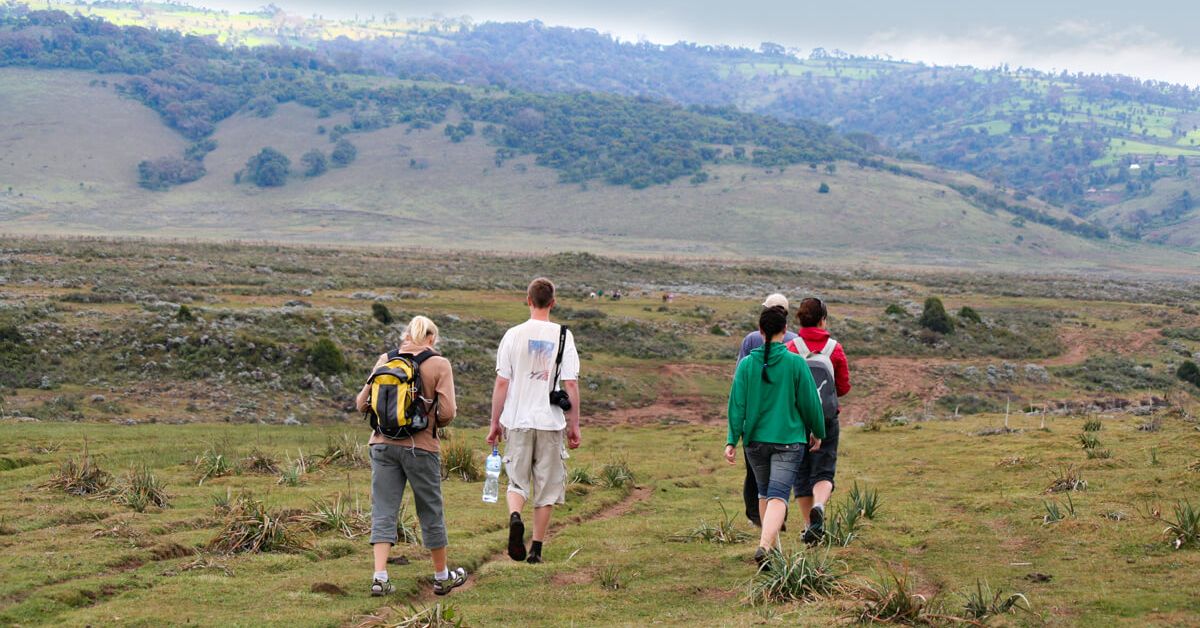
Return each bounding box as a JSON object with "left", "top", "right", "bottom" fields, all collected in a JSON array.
[{"left": 503, "top": 428, "right": 567, "bottom": 508}]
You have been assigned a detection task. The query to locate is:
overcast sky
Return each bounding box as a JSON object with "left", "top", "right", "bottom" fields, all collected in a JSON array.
[{"left": 200, "top": 0, "right": 1200, "bottom": 85}]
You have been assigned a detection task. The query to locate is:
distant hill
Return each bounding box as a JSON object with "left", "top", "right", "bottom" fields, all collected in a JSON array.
[{"left": 2, "top": 67, "right": 1194, "bottom": 275}]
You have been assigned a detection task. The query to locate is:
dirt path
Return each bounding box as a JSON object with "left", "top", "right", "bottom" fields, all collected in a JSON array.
[
  {"left": 350, "top": 486, "right": 653, "bottom": 626},
  {"left": 591, "top": 363, "right": 729, "bottom": 427}
]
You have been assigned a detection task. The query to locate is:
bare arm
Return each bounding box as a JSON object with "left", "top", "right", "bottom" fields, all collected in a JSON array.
[
  {"left": 486, "top": 376, "right": 510, "bottom": 446},
  {"left": 563, "top": 379, "right": 581, "bottom": 449},
  {"left": 356, "top": 353, "right": 389, "bottom": 412}
]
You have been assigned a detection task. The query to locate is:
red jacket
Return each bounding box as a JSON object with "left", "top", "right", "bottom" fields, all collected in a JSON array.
[{"left": 786, "top": 327, "right": 851, "bottom": 397}]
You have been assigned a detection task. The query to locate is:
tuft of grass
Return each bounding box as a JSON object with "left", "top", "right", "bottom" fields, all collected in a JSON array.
[
  {"left": 669, "top": 501, "right": 751, "bottom": 544},
  {"left": 45, "top": 446, "right": 110, "bottom": 496},
  {"left": 1086, "top": 447, "right": 1113, "bottom": 459},
  {"left": 207, "top": 493, "right": 304, "bottom": 554},
  {"left": 360, "top": 602, "right": 467, "bottom": 628},
  {"left": 568, "top": 465, "right": 598, "bottom": 486},
  {"left": 319, "top": 433, "right": 368, "bottom": 468},
  {"left": 299, "top": 493, "right": 369, "bottom": 539},
  {"left": 600, "top": 459, "right": 635, "bottom": 489},
  {"left": 1047, "top": 465, "right": 1087, "bottom": 493},
  {"left": 240, "top": 449, "right": 279, "bottom": 474},
  {"left": 441, "top": 439, "right": 481, "bottom": 482},
  {"left": 278, "top": 452, "right": 308, "bottom": 487},
  {"left": 110, "top": 465, "right": 170, "bottom": 512},
  {"left": 749, "top": 549, "right": 842, "bottom": 605},
  {"left": 854, "top": 566, "right": 938, "bottom": 624},
  {"left": 959, "top": 580, "right": 1032, "bottom": 620},
  {"left": 1082, "top": 418, "right": 1102, "bottom": 432},
  {"left": 823, "top": 502, "right": 864, "bottom": 547},
  {"left": 599, "top": 564, "right": 626, "bottom": 591},
  {"left": 1188, "top": 459, "right": 1200, "bottom": 473},
  {"left": 194, "top": 447, "right": 235, "bottom": 486},
  {"left": 1137, "top": 417, "right": 1162, "bottom": 433},
  {"left": 848, "top": 482, "right": 881, "bottom": 519},
  {"left": 1078, "top": 432, "right": 1101, "bottom": 450},
  {"left": 1158, "top": 500, "right": 1200, "bottom": 550}
]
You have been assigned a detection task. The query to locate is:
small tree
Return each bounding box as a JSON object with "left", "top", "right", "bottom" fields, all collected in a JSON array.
[
  {"left": 818, "top": 182, "right": 831, "bottom": 194},
  {"left": 331, "top": 139, "right": 357, "bottom": 167},
  {"left": 306, "top": 338, "right": 348, "bottom": 375},
  {"left": 301, "top": 150, "right": 327, "bottom": 177},
  {"left": 371, "top": 302, "right": 393, "bottom": 325},
  {"left": 1178, "top": 361, "right": 1200, "bottom": 388},
  {"left": 245, "top": 148, "right": 290, "bottom": 187},
  {"left": 919, "top": 297, "right": 954, "bottom": 334},
  {"left": 957, "top": 306, "right": 982, "bottom": 324}
]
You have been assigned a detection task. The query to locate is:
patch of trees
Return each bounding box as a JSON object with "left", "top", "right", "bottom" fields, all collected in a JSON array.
[
  {"left": 330, "top": 140, "right": 357, "bottom": 167},
  {"left": 241, "top": 147, "right": 290, "bottom": 187},
  {"left": 137, "top": 156, "right": 205, "bottom": 191},
  {"left": 301, "top": 150, "right": 327, "bottom": 177},
  {"left": 951, "top": 184, "right": 1109, "bottom": 240}
]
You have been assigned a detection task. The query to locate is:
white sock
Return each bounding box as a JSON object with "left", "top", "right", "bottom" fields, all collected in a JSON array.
[
  {"left": 435, "top": 569, "right": 449, "bottom": 581},
  {"left": 374, "top": 571, "right": 388, "bottom": 582}
]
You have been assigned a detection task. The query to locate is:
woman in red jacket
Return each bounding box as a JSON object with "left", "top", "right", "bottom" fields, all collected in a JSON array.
[{"left": 785, "top": 297, "right": 851, "bottom": 544}]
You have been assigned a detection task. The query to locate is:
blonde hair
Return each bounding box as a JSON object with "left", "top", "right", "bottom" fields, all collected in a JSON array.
[{"left": 402, "top": 315, "right": 439, "bottom": 346}]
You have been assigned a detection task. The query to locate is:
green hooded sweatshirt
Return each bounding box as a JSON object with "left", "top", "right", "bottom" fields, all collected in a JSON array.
[{"left": 727, "top": 341, "right": 826, "bottom": 446}]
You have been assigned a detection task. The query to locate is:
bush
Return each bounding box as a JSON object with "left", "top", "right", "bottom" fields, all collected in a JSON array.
[
  {"left": 208, "top": 494, "right": 303, "bottom": 553},
  {"left": 856, "top": 567, "right": 937, "bottom": 624},
  {"left": 176, "top": 304, "right": 196, "bottom": 322},
  {"left": 1178, "top": 360, "right": 1200, "bottom": 388},
  {"left": 372, "top": 302, "right": 394, "bottom": 325},
  {"left": 301, "top": 149, "right": 328, "bottom": 177},
  {"left": 883, "top": 303, "right": 908, "bottom": 317},
  {"left": 957, "top": 306, "right": 982, "bottom": 324},
  {"left": 137, "top": 156, "right": 205, "bottom": 190},
  {"left": 45, "top": 448, "right": 110, "bottom": 496},
  {"left": 306, "top": 337, "right": 348, "bottom": 375},
  {"left": 600, "top": 459, "right": 635, "bottom": 488},
  {"left": 441, "top": 439, "right": 481, "bottom": 482},
  {"left": 111, "top": 465, "right": 170, "bottom": 512},
  {"left": 1059, "top": 357, "right": 1172, "bottom": 392},
  {"left": 918, "top": 297, "right": 954, "bottom": 334},
  {"left": 331, "top": 139, "right": 358, "bottom": 167},
  {"left": 817, "top": 182, "right": 831, "bottom": 194},
  {"left": 244, "top": 147, "right": 290, "bottom": 187}
]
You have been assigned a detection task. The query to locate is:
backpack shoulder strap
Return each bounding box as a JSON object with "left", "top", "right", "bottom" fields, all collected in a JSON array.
[
  {"left": 385, "top": 348, "right": 403, "bottom": 361},
  {"left": 410, "top": 349, "right": 438, "bottom": 365},
  {"left": 820, "top": 338, "right": 837, "bottom": 357}
]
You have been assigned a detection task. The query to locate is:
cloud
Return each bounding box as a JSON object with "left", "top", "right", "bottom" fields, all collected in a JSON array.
[{"left": 860, "top": 22, "right": 1200, "bottom": 85}]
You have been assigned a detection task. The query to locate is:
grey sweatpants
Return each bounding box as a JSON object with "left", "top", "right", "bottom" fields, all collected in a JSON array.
[{"left": 369, "top": 443, "right": 448, "bottom": 550}]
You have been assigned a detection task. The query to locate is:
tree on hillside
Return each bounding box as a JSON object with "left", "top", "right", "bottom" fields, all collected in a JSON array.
[
  {"left": 137, "top": 157, "right": 205, "bottom": 191},
  {"left": 301, "top": 149, "right": 327, "bottom": 177},
  {"left": 817, "top": 182, "right": 830, "bottom": 194},
  {"left": 331, "top": 139, "right": 357, "bottom": 167},
  {"left": 1178, "top": 360, "right": 1200, "bottom": 388},
  {"left": 919, "top": 297, "right": 954, "bottom": 334},
  {"left": 244, "top": 147, "right": 290, "bottom": 187}
]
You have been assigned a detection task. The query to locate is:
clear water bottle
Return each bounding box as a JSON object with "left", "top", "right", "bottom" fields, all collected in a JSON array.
[{"left": 482, "top": 446, "right": 502, "bottom": 503}]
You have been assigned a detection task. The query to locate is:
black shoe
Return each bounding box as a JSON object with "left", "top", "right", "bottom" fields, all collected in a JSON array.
[
  {"left": 526, "top": 552, "right": 542, "bottom": 564},
  {"left": 507, "top": 514, "right": 527, "bottom": 561},
  {"left": 804, "top": 506, "right": 825, "bottom": 545},
  {"left": 753, "top": 546, "right": 770, "bottom": 571}
]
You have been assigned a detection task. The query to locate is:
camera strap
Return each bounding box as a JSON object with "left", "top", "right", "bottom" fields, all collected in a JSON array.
[{"left": 550, "top": 324, "right": 569, "bottom": 392}]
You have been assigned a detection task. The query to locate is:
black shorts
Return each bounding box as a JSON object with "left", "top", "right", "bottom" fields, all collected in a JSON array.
[{"left": 794, "top": 415, "right": 839, "bottom": 497}]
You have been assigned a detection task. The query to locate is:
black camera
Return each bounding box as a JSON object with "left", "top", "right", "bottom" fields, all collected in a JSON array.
[{"left": 549, "top": 389, "right": 572, "bottom": 411}]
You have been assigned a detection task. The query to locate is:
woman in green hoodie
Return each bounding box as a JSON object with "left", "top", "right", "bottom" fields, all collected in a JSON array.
[{"left": 724, "top": 306, "right": 825, "bottom": 566}]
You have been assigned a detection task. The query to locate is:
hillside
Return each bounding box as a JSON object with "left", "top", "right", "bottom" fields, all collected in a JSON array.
[
  {"left": 27, "top": 0, "right": 1200, "bottom": 245},
  {"left": 1, "top": 68, "right": 1196, "bottom": 273}
]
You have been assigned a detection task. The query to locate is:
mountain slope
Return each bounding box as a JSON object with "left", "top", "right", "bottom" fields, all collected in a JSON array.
[{"left": 1, "top": 68, "right": 1194, "bottom": 275}]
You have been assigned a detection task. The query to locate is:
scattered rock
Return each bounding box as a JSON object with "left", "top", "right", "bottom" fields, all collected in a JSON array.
[
  {"left": 386, "top": 555, "right": 410, "bottom": 565},
  {"left": 283, "top": 300, "right": 311, "bottom": 308},
  {"left": 283, "top": 416, "right": 301, "bottom": 426},
  {"left": 90, "top": 394, "right": 107, "bottom": 403},
  {"left": 300, "top": 289, "right": 314, "bottom": 297},
  {"left": 15, "top": 416, "right": 39, "bottom": 422},
  {"left": 1025, "top": 573, "right": 1053, "bottom": 583}
]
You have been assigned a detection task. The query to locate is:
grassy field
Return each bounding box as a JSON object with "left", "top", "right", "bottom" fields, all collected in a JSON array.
[{"left": 1, "top": 237, "right": 1199, "bottom": 625}]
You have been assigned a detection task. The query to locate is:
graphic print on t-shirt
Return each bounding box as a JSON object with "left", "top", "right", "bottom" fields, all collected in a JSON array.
[{"left": 528, "top": 339, "right": 555, "bottom": 381}]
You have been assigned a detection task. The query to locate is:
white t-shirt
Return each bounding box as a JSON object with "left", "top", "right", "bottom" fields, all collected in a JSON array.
[{"left": 496, "top": 319, "right": 580, "bottom": 431}]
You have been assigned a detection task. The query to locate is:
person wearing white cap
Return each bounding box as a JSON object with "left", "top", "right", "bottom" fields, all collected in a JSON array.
[
  {"left": 736, "top": 294, "right": 798, "bottom": 363},
  {"left": 734, "top": 294, "right": 798, "bottom": 527}
]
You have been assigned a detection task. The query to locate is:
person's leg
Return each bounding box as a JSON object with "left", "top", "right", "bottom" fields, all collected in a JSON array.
[
  {"left": 368, "top": 444, "right": 406, "bottom": 595},
  {"left": 797, "top": 496, "right": 815, "bottom": 527},
  {"left": 401, "top": 447, "right": 449, "bottom": 573},
  {"left": 503, "top": 429, "right": 534, "bottom": 561},
  {"left": 759, "top": 446, "right": 803, "bottom": 551},
  {"left": 811, "top": 480, "right": 834, "bottom": 508},
  {"left": 430, "top": 546, "right": 447, "bottom": 573},
  {"left": 743, "top": 454, "right": 761, "bottom": 527},
  {"left": 527, "top": 429, "right": 567, "bottom": 562},
  {"left": 803, "top": 420, "right": 839, "bottom": 544}
]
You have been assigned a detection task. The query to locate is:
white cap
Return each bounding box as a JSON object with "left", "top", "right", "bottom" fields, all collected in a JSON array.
[{"left": 762, "top": 293, "right": 789, "bottom": 309}]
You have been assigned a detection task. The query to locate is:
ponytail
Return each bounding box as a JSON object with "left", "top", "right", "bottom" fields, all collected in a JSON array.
[
  {"left": 402, "top": 315, "right": 439, "bottom": 346},
  {"left": 758, "top": 306, "right": 788, "bottom": 383}
]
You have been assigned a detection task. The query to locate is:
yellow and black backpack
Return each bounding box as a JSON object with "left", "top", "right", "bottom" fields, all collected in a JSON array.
[{"left": 365, "top": 349, "right": 436, "bottom": 439}]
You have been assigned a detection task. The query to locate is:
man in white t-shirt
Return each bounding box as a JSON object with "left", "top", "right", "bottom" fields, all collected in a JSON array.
[{"left": 487, "top": 277, "right": 581, "bottom": 564}]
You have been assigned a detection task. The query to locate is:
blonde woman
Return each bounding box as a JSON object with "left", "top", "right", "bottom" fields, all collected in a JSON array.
[{"left": 355, "top": 315, "right": 467, "bottom": 596}]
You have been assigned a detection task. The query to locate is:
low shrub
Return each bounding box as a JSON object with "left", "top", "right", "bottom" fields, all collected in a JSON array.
[
  {"left": 208, "top": 494, "right": 304, "bottom": 554},
  {"left": 600, "top": 460, "right": 635, "bottom": 488},
  {"left": 855, "top": 567, "right": 938, "bottom": 624},
  {"left": 959, "top": 580, "right": 1032, "bottom": 620},
  {"left": 848, "top": 483, "right": 881, "bottom": 520},
  {"left": 441, "top": 439, "right": 481, "bottom": 482},
  {"left": 45, "top": 448, "right": 110, "bottom": 496},
  {"left": 668, "top": 502, "right": 750, "bottom": 544},
  {"left": 111, "top": 465, "right": 170, "bottom": 512}
]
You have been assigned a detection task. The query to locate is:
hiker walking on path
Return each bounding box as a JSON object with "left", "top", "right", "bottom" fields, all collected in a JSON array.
[
  {"left": 487, "top": 277, "right": 582, "bottom": 564},
  {"left": 725, "top": 306, "right": 825, "bottom": 567},
  {"left": 356, "top": 316, "right": 468, "bottom": 597},
  {"left": 786, "top": 297, "right": 852, "bottom": 544},
  {"left": 736, "top": 293, "right": 798, "bottom": 527}
]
